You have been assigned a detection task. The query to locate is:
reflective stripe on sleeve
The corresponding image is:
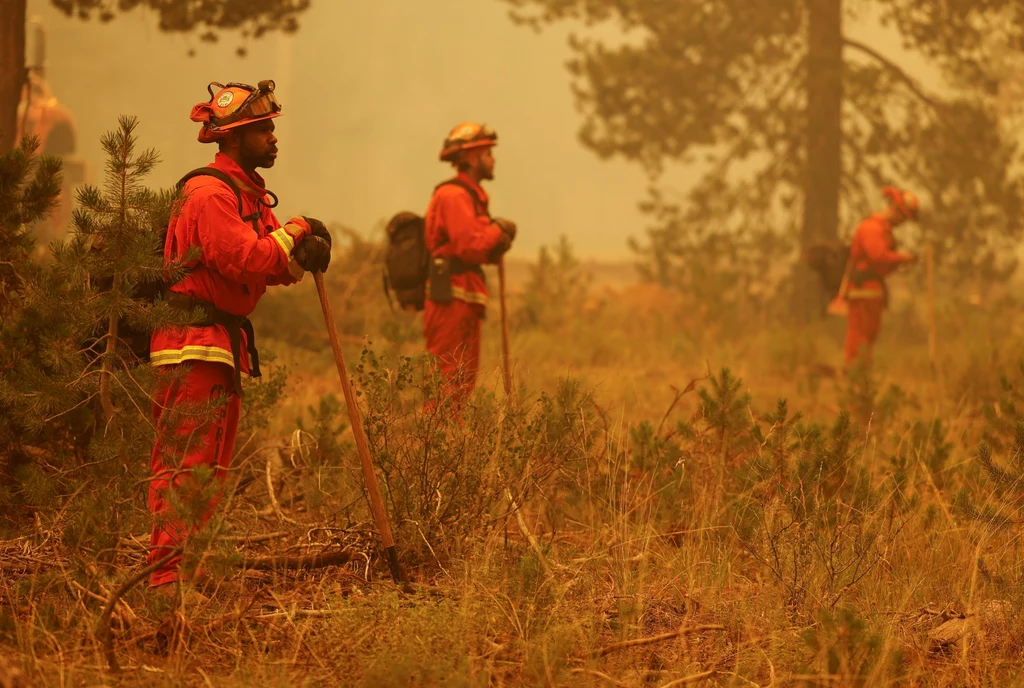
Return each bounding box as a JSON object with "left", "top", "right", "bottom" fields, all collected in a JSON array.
[{"left": 270, "top": 223, "right": 305, "bottom": 258}]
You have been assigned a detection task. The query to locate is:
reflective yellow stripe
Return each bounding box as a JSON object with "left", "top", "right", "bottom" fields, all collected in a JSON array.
[
  {"left": 451, "top": 285, "right": 488, "bottom": 306},
  {"left": 847, "top": 289, "right": 885, "bottom": 300},
  {"left": 150, "top": 345, "right": 235, "bottom": 369},
  {"left": 270, "top": 224, "right": 301, "bottom": 257}
]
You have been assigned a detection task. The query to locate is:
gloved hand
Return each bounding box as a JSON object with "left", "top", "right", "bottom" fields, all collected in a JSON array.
[
  {"left": 493, "top": 217, "right": 517, "bottom": 240},
  {"left": 899, "top": 252, "right": 918, "bottom": 264},
  {"left": 302, "top": 216, "right": 333, "bottom": 248},
  {"left": 294, "top": 234, "right": 332, "bottom": 273},
  {"left": 488, "top": 217, "right": 517, "bottom": 262}
]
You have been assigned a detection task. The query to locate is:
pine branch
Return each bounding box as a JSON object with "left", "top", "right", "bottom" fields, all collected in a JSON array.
[{"left": 842, "top": 38, "right": 956, "bottom": 132}]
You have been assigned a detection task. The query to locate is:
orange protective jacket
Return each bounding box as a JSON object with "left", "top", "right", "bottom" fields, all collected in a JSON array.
[
  {"left": 423, "top": 173, "right": 505, "bottom": 307},
  {"left": 846, "top": 213, "right": 905, "bottom": 300},
  {"left": 150, "top": 152, "right": 310, "bottom": 373}
]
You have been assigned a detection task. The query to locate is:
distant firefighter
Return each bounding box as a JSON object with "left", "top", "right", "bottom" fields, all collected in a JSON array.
[
  {"left": 422, "top": 122, "right": 517, "bottom": 411},
  {"left": 842, "top": 187, "right": 919, "bottom": 366}
]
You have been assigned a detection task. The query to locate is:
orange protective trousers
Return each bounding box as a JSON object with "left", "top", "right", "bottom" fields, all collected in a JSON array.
[
  {"left": 423, "top": 299, "right": 484, "bottom": 411},
  {"left": 147, "top": 361, "right": 240, "bottom": 587},
  {"left": 844, "top": 299, "right": 885, "bottom": 366}
]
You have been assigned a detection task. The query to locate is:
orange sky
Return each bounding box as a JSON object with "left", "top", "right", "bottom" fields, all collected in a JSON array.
[{"left": 29, "top": 0, "right": 938, "bottom": 259}]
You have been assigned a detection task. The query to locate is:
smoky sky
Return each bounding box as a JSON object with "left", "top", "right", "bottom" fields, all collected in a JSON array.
[{"left": 28, "top": 0, "right": 935, "bottom": 258}]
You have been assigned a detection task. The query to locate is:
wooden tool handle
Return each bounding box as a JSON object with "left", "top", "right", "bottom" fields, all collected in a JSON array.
[
  {"left": 313, "top": 272, "right": 404, "bottom": 582},
  {"left": 498, "top": 259, "right": 513, "bottom": 397}
]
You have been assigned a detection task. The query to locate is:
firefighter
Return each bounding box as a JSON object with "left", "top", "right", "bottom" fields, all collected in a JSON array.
[
  {"left": 844, "top": 186, "right": 919, "bottom": 366},
  {"left": 147, "top": 80, "right": 332, "bottom": 592},
  {"left": 423, "top": 122, "right": 516, "bottom": 411}
]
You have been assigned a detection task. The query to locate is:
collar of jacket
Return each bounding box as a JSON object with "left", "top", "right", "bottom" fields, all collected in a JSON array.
[
  {"left": 455, "top": 172, "right": 489, "bottom": 205},
  {"left": 868, "top": 212, "right": 892, "bottom": 233},
  {"left": 212, "top": 151, "right": 270, "bottom": 201}
]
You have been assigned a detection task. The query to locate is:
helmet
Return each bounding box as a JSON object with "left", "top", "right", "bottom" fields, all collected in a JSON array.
[
  {"left": 882, "top": 186, "right": 920, "bottom": 221},
  {"left": 439, "top": 122, "right": 497, "bottom": 162},
  {"left": 190, "top": 80, "right": 281, "bottom": 143}
]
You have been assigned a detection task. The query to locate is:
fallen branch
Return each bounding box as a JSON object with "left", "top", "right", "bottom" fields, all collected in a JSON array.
[
  {"left": 266, "top": 458, "right": 301, "bottom": 527},
  {"left": 240, "top": 550, "right": 353, "bottom": 571},
  {"left": 99, "top": 546, "right": 184, "bottom": 672},
  {"left": 592, "top": 624, "right": 726, "bottom": 659},
  {"left": 219, "top": 531, "right": 289, "bottom": 544},
  {"left": 253, "top": 609, "right": 344, "bottom": 621},
  {"left": 505, "top": 487, "right": 553, "bottom": 580},
  {"left": 569, "top": 668, "right": 630, "bottom": 687},
  {"left": 69, "top": 580, "right": 138, "bottom": 627},
  {"left": 657, "top": 671, "right": 717, "bottom": 687}
]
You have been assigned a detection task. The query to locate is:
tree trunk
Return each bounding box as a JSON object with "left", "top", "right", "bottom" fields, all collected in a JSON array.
[
  {"left": 797, "top": 0, "right": 843, "bottom": 318},
  {"left": 0, "top": 0, "right": 26, "bottom": 151}
]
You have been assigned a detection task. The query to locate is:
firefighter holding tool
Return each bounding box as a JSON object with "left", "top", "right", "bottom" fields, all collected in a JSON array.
[
  {"left": 422, "top": 122, "right": 516, "bottom": 410},
  {"left": 843, "top": 186, "right": 920, "bottom": 367},
  {"left": 146, "top": 80, "right": 332, "bottom": 592}
]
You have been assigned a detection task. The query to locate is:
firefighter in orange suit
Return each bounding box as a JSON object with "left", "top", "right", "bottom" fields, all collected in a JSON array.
[
  {"left": 844, "top": 186, "right": 919, "bottom": 366},
  {"left": 147, "top": 80, "right": 333, "bottom": 591},
  {"left": 423, "top": 123, "right": 516, "bottom": 410}
]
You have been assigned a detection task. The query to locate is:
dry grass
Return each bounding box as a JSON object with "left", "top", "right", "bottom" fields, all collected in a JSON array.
[{"left": 4, "top": 259, "right": 1024, "bottom": 687}]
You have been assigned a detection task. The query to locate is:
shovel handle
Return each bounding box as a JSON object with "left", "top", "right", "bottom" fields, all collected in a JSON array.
[
  {"left": 498, "top": 259, "right": 513, "bottom": 397},
  {"left": 313, "top": 272, "right": 405, "bottom": 583}
]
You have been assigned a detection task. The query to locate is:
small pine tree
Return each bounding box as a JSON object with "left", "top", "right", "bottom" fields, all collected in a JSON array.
[
  {"left": 0, "top": 135, "right": 61, "bottom": 311},
  {"left": 1, "top": 119, "right": 188, "bottom": 539},
  {"left": 0, "top": 135, "right": 63, "bottom": 507},
  {"left": 956, "top": 420, "right": 1024, "bottom": 529}
]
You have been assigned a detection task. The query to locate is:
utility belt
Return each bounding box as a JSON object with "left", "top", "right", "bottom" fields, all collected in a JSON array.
[
  {"left": 165, "top": 291, "right": 261, "bottom": 396},
  {"left": 847, "top": 265, "right": 888, "bottom": 304},
  {"left": 427, "top": 253, "right": 485, "bottom": 304}
]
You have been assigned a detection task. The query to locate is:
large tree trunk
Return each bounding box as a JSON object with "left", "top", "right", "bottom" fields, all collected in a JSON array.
[
  {"left": 0, "top": 0, "right": 27, "bottom": 151},
  {"left": 797, "top": 0, "right": 844, "bottom": 318}
]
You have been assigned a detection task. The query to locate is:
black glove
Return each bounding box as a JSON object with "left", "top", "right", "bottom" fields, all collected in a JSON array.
[
  {"left": 493, "top": 217, "right": 517, "bottom": 241},
  {"left": 488, "top": 217, "right": 516, "bottom": 262},
  {"left": 294, "top": 235, "right": 332, "bottom": 273},
  {"left": 302, "top": 216, "right": 333, "bottom": 248}
]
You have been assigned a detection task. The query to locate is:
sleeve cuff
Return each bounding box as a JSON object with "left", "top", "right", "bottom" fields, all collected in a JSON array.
[
  {"left": 270, "top": 222, "right": 308, "bottom": 258},
  {"left": 287, "top": 258, "right": 305, "bottom": 281}
]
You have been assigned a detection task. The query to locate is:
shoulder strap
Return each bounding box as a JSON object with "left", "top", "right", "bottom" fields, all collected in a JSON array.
[
  {"left": 177, "top": 167, "right": 260, "bottom": 232},
  {"left": 436, "top": 178, "right": 489, "bottom": 218}
]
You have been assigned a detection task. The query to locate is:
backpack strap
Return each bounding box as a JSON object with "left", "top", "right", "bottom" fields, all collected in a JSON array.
[
  {"left": 177, "top": 167, "right": 261, "bottom": 233},
  {"left": 436, "top": 178, "right": 489, "bottom": 218},
  {"left": 430, "top": 179, "right": 490, "bottom": 281}
]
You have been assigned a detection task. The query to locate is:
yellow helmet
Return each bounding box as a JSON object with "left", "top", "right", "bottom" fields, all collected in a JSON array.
[{"left": 439, "top": 122, "right": 497, "bottom": 162}]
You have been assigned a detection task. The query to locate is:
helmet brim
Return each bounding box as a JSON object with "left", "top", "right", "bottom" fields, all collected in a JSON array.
[
  {"left": 213, "top": 111, "right": 282, "bottom": 132},
  {"left": 439, "top": 139, "right": 496, "bottom": 162}
]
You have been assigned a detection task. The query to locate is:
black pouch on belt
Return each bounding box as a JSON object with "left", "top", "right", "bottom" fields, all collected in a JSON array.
[
  {"left": 165, "top": 292, "right": 261, "bottom": 397},
  {"left": 428, "top": 255, "right": 454, "bottom": 303}
]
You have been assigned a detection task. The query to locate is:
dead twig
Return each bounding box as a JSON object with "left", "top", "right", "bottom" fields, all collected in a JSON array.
[
  {"left": 266, "top": 458, "right": 301, "bottom": 527},
  {"left": 657, "top": 671, "right": 718, "bottom": 687},
  {"left": 253, "top": 609, "right": 344, "bottom": 621},
  {"left": 505, "top": 487, "right": 554, "bottom": 580},
  {"left": 219, "top": 531, "right": 289, "bottom": 544},
  {"left": 591, "top": 624, "right": 726, "bottom": 659},
  {"left": 240, "top": 550, "right": 353, "bottom": 571},
  {"left": 98, "top": 546, "right": 184, "bottom": 672},
  {"left": 569, "top": 668, "right": 630, "bottom": 687}
]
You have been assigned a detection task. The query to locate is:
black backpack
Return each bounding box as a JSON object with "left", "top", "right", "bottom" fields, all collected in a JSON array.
[
  {"left": 87, "top": 167, "right": 259, "bottom": 363},
  {"left": 382, "top": 179, "right": 486, "bottom": 312}
]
